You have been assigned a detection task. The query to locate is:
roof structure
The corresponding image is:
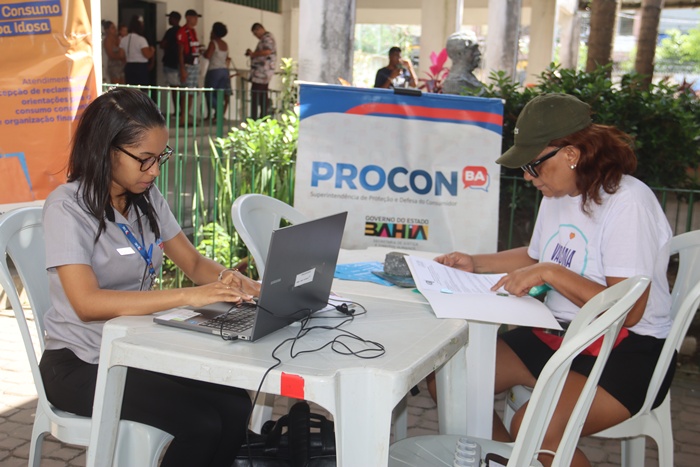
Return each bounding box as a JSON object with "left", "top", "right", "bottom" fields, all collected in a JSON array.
[{"left": 607, "top": 0, "right": 700, "bottom": 8}]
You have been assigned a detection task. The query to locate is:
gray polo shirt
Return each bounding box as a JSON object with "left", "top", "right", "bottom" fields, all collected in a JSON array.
[{"left": 42, "top": 181, "right": 181, "bottom": 364}]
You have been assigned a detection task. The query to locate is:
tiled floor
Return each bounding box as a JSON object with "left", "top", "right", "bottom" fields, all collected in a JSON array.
[{"left": 2, "top": 309, "right": 699, "bottom": 466}]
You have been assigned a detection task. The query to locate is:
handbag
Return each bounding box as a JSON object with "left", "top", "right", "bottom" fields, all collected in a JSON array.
[{"left": 233, "top": 401, "right": 336, "bottom": 467}]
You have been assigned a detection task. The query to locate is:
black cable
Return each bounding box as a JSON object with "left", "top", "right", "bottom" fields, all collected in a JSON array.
[{"left": 232, "top": 297, "right": 381, "bottom": 466}]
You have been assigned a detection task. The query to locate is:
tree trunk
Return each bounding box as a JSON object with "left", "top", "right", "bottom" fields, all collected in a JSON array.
[
  {"left": 586, "top": 0, "right": 619, "bottom": 73},
  {"left": 635, "top": 0, "right": 665, "bottom": 88}
]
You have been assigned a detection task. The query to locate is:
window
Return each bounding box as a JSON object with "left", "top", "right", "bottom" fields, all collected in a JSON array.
[{"left": 222, "top": 0, "right": 279, "bottom": 14}]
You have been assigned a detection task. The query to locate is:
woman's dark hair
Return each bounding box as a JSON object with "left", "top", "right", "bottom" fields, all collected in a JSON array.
[
  {"left": 68, "top": 88, "right": 166, "bottom": 241},
  {"left": 551, "top": 123, "right": 637, "bottom": 211},
  {"left": 212, "top": 22, "right": 228, "bottom": 39},
  {"left": 101, "top": 20, "right": 114, "bottom": 33},
  {"left": 128, "top": 15, "right": 144, "bottom": 35}
]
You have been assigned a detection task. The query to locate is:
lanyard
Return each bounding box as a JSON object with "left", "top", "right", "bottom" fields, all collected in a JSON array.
[{"left": 117, "top": 222, "right": 159, "bottom": 290}]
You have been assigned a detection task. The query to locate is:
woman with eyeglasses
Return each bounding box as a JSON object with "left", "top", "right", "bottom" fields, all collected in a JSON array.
[
  {"left": 39, "top": 88, "right": 260, "bottom": 467},
  {"left": 434, "top": 93, "right": 675, "bottom": 467}
]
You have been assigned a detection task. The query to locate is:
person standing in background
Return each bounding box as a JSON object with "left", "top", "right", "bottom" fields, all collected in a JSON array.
[
  {"left": 204, "top": 22, "right": 232, "bottom": 122},
  {"left": 120, "top": 15, "right": 154, "bottom": 86},
  {"left": 102, "top": 20, "right": 125, "bottom": 84},
  {"left": 177, "top": 9, "right": 203, "bottom": 126},
  {"left": 245, "top": 23, "right": 276, "bottom": 120},
  {"left": 160, "top": 11, "right": 182, "bottom": 114}
]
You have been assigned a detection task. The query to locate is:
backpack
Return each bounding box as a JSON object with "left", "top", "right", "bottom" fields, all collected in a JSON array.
[{"left": 233, "top": 401, "right": 336, "bottom": 467}]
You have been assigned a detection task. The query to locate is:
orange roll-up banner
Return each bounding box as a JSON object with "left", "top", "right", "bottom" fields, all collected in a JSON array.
[{"left": 0, "top": 0, "right": 96, "bottom": 203}]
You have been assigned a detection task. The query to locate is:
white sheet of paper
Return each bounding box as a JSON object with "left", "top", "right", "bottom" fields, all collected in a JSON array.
[{"left": 406, "top": 256, "right": 562, "bottom": 330}]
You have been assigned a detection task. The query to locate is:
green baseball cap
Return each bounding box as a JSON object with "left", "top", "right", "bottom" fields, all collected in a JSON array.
[{"left": 496, "top": 93, "right": 592, "bottom": 168}]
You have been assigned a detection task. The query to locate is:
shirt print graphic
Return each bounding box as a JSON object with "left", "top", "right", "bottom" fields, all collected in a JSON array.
[{"left": 541, "top": 224, "right": 589, "bottom": 275}]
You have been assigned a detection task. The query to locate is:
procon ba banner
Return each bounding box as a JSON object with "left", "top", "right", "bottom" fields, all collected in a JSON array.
[
  {"left": 0, "top": 0, "right": 96, "bottom": 203},
  {"left": 294, "top": 84, "right": 503, "bottom": 253}
]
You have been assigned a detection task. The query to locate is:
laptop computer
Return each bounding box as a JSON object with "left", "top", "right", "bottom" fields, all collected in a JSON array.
[{"left": 154, "top": 211, "right": 348, "bottom": 341}]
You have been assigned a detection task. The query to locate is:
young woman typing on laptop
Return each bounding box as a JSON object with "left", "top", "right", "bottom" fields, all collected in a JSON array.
[{"left": 39, "top": 88, "right": 261, "bottom": 467}]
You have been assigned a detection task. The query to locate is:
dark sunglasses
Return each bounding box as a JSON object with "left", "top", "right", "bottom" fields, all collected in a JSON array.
[
  {"left": 521, "top": 147, "right": 562, "bottom": 178},
  {"left": 115, "top": 145, "right": 173, "bottom": 172}
]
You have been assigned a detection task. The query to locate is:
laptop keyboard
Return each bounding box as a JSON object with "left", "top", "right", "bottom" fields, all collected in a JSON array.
[{"left": 200, "top": 304, "right": 257, "bottom": 333}]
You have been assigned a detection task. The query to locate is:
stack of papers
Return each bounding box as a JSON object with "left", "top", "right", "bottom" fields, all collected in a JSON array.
[{"left": 406, "top": 256, "right": 561, "bottom": 330}]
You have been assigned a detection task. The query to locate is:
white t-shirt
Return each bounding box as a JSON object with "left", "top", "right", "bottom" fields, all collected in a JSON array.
[
  {"left": 527, "top": 175, "right": 672, "bottom": 338},
  {"left": 120, "top": 33, "right": 150, "bottom": 63}
]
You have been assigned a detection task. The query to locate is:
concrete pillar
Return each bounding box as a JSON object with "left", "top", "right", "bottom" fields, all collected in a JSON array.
[
  {"left": 524, "top": 0, "right": 557, "bottom": 85},
  {"left": 558, "top": 0, "right": 581, "bottom": 70},
  {"left": 455, "top": 0, "right": 464, "bottom": 33},
  {"left": 298, "top": 0, "right": 356, "bottom": 84},
  {"left": 419, "top": 0, "right": 460, "bottom": 78},
  {"left": 280, "top": 0, "right": 293, "bottom": 59},
  {"left": 484, "top": 0, "right": 523, "bottom": 82}
]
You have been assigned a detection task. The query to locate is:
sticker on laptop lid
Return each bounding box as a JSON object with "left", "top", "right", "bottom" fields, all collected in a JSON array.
[
  {"left": 157, "top": 308, "right": 202, "bottom": 321},
  {"left": 294, "top": 268, "right": 316, "bottom": 287}
]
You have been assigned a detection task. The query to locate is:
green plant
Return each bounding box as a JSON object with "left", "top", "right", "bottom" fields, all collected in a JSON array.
[
  {"left": 200, "top": 58, "right": 299, "bottom": 275},
  {"left": 215, "top": 111, "right": 298, "bottom": 198},
  {"left": 190, "top": 53, "right": 300, "bottom": 278},
  {"left": 657, "top": 28, "right": 700, "bottom": 73},
  {"left": 418, "top": 49, "right": 449, "bottom": 93},
  {"left": 468, "top": 64, "right": 700, "bottom": 189},
  {"left": 462, "top": 63, "right": 700, "bottom": 249},
  {"left": 277, "top": 57, "right": 298, "bottom": 115},
  {"left": 195, "top": 221, "right": 240, "bottom": 267}
]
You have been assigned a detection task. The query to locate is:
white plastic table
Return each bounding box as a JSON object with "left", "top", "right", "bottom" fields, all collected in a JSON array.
[
  {"left": 87, "top": 278, "right": 470, "bottom": 466},
  {"left": 333, "top": 247, "right": 499, "bottom": 440}
]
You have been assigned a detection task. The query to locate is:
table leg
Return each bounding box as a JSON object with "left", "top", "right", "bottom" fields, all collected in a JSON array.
[
  {"left": 87, "top": 365, "right": 127, "bottom": 467},
  {"left": 333, "top": 372, "right": 395, "bottom": 466},
  {"left": 87, "top": 323, "right": 131, "bottom": 467},
  {"left": 436, "top": 341, "right": 468, "bottom": 435},
  {"left": 465, "top": 322, "right": 499, "bottom": 438}
]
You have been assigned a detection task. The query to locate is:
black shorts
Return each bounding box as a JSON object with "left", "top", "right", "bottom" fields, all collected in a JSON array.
[{"left": 500, "top": 327, "right": 677, "bottom": 415}]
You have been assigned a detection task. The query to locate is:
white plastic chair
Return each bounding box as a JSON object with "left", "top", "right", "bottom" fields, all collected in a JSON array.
[
  {"left": 0, "top": 207, "right": 173, "bottom": 466},
  {"left": 231, "top": 193, "right": 309, "bottom": 277},
  {"left": 504, "top": 230, "right": 700, "bottom": 466},
  {"left": 389, "top": 275, "right": 650, "bottom": 467}
]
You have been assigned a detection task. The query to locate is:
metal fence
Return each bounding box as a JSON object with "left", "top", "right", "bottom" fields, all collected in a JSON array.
[{"left": 100, "top": 84, "right": 284, "bottom": 220}]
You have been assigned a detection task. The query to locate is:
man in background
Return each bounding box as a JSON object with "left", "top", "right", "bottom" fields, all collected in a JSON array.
[
  {"left": 160, "top": 11, "right": 181, "bottom": 114},
  {"left": 245, "top": 23, "right": 276, "bottom": 120},
  {"left": 374, "top": 46, "right": 417, "bottom": 89},
  {"left": 177, "top": 9, "right": 202, "bottom": 126}
]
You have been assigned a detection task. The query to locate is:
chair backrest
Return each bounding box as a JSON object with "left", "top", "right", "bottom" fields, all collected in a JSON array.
[
  {"left": 508, "top": 275, "right": 651, "bottom": 467},
  {"left": 231, "top": 194, "right": 308, "bottom": 276},
  {"left": 632, "top": 229, "right": 700, "bottom": 416},
  {"left": 0, "top": 207, "right": 52, "bottom": 407}
]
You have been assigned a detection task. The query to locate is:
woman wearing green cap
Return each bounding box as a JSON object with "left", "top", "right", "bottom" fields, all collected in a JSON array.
[{"left": 436, "top": 93, "right": 675, "bottom": 466}]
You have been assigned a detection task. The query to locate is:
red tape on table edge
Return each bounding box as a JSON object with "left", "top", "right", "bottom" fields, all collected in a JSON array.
[{"left": 280, "top": 372, "right": 305, "bottom": 399}]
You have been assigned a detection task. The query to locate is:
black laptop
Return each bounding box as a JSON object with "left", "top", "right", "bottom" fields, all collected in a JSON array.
[{"left": 154, "top": 211, "right": 347, "bottom": 341}]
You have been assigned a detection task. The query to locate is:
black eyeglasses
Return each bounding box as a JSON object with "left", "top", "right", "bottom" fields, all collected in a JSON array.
[
  {"left": 115, "top": 145, "right": 173, "bottom": 172},
  {"left": 521, "top": 147, "right": 562, "bottom": 178}
]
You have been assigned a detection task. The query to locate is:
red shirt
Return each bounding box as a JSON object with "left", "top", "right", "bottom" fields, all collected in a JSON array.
[{"left": 176, "top": 25, "right": 200, "bottom": 64}]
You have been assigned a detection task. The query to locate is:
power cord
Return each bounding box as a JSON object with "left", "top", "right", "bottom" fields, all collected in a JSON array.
[{"left": 242, "top": 298, "right": 382, "bottom": 466}]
